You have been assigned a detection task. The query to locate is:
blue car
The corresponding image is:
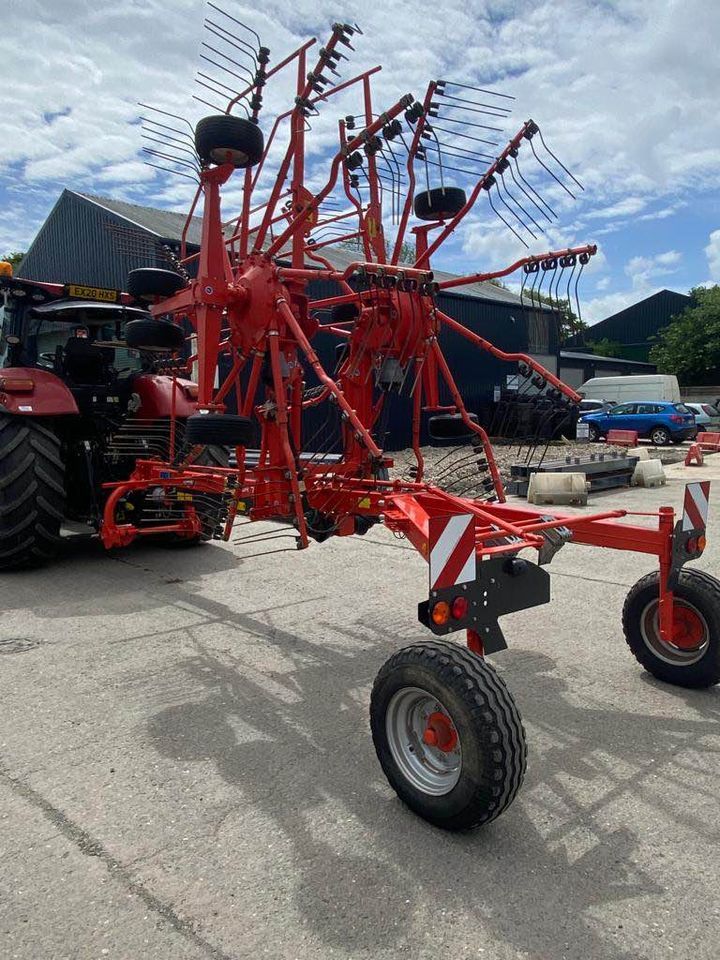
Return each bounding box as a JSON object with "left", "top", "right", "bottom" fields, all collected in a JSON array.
[{"left": 580, "top": 400, "right": 696, "bottom": 446}]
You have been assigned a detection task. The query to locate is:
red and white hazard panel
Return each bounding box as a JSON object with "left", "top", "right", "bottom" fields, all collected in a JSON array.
[
  {"left": 428, "top": 513, "right": 476, "bottom": 591},
  {"left": 682, "top": 481, "right": 710, "bottom": 532}
]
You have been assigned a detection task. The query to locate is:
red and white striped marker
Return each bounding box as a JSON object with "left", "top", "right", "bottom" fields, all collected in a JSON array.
[
  {"left": 682, "top": 481, "right": 710, "bottom": 532},
  {"left": 428, "top": 514, "right": 476, "bottom": 591}
]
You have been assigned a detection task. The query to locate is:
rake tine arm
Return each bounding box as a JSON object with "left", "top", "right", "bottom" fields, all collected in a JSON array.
[{"left": 437, "top": 244, "right": 596, "bottom": 290}]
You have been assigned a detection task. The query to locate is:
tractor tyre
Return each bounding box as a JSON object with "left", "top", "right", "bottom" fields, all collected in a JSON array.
[
  {"left": 195, "top": 115, "right": 264, "bottom": 169},
  {"left": 185, "top": 413, "right": 255, "bottom": 447},
  {"left": 370, "top": 640, "right": 526, "bottom": 830},
  {"left": 413, "top": 186, "right": 467, "bottom": 222},
  {"left": 0, "top": 415, "right": 65, "bottom": 571},
  {"left": 125, "top": 318, "right": 185, "bottom": 352},
  {"left": 622, "top": 569, "right": 720, "bottom": 688},
  {"left": 127, "top": 268, "right": 186, "bottom": 301}
]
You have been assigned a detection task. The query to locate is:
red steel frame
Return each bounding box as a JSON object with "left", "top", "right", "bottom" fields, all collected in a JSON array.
[{"left": 100, "top": 24, "right": 707, "bottom": 652}]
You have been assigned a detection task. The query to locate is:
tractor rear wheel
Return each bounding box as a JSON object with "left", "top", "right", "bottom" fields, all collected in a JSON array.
[
  {"left": 622, "top": 569, "right": 720, "bottom": 687},
  {"left": 0, "top": 415, "right": 65, "bottom": 571},
  {"left": 370, "top": 640, "right": 526, "bottom": 830}
]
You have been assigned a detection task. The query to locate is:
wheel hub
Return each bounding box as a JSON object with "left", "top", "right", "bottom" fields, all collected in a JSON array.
[
  {"left": 671, "top": 605, "right": 706, "bottom": 649},
  {"left": 422, "top": 711, "right": 458, "bottom": 752}
]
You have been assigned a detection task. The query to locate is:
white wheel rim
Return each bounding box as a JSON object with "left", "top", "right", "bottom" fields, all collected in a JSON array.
[{"left": 385, "top": 686, "right": 462, "bottom": 796}]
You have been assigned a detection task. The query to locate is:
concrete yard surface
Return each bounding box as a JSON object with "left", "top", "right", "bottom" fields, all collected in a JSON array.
[{"left": 1, "top": 457, "right": 720, "bottom": 960}]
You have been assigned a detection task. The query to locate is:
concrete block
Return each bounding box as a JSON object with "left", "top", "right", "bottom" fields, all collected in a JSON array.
[
  {"left": 527, "top": 471, "right": 589, "bottom": 505},
  {"left": 632, "top": 458, "right": 666, "bottom": 487},
  {"left": 628, "top": 446, "right": 650, "bottom": 460}
]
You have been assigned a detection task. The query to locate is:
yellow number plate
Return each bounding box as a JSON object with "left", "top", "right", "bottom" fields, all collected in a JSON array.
[{"left": 64, "top": 284, "right": 120, "bottom": 303}]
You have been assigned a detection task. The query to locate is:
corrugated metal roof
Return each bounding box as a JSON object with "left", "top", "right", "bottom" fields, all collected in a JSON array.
[
  {"left": 76, "top": 192, "right": 204, "bottom": 246},
  {"left": 560, "top": 350, "right": 654, "bottom": 367},
  {"left": 582, "top": 289, "right": 691, "bottom": 344}
]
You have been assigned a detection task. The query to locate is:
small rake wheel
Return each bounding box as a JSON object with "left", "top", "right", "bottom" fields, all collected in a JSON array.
[
  {"left": 413, "top": 186, "right": 467, "bottom": 221},
  {"left": 195, "top": 115, "right": 264, "bottom": 169}
]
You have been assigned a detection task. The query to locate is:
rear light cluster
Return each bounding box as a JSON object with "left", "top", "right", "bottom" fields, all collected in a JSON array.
[
  {"left": 670, "top": 414, "right": 683, "bottom": 424},
  {"left": 431, "top": 595, "right": 469, "bottom": 626}
]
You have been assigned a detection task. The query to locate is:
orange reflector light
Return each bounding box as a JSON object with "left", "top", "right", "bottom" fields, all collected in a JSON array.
[
  {"left": 698, "top": 535, "right": 707, "bottom": 552},
  {"left": 431, "top": 600, "right": 451, "bottom": 626},
  {"left": 0, "top": 377, "right": 34, "bottom": 392},
  {"left": 688, "top": 535, "right": 707, "bottom": 554},
  {"left": 451, "top": 595, "right": 469, "bottom": 619},
  {"left": 0, "top": 261, "right": 13, "bottom": 277}
]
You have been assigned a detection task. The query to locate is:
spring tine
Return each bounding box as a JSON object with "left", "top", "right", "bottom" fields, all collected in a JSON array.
[
  {"left": 195, "top": 75, "right": 250, "bottom": 116},
  {"left": 193, "top": 93, "right": 227, "bottom": 113},
  {"left": 429, "top": 124, "right": 498, "bottom": 147},
  {"left": 496, "top": 175, "right": 539, "bottom": 237},
  {"left": 422, "top": 156, "right": 481, "bottom": 178},
  {"left": 435, "top": 91, "right": 512, "bottom": 115},
  {"left": 487, "top": 190, "right": 528, "bottom": 247},
  {"left": 431, "top": 113, "right": 504, "bottom": 134},
  {"left": 205, "top": 18, "right": 258, "bottom": 66},
  {"left": 537, "top": 127, "right": 584, "bottom": 190},
  {"left": 508, "top": 159, "right": 553, "bottom": 223},
  {"left": 207, "top": 1, "right": 262, "bottom": 49},
  {"left": 429, "top": 139, "right": 494, "bottom": 163},
  {"left": 493, "top": 182, "right": 535, "bottom": 238},
  {"left": 438, "top": 79, "right": 515, "bottom": 100},
  {"left": 528, "top": 138, "right": 576, "bottom": 199},
  {"left": 201, "top": 44, "right": 255, "bottom": 83},
  {"left": 513, "top": 155, "right": 557, "bottom": 219},
  {"left": 574, "top": 258, "right": 586, "bottom": 325},
  {"left": 141, "top": 133, "right": 200, "bottom": 164},
  {"left": 499, "top": 172, "right": 544, "bottom": 233},
  {"left": 138, "top": 103, "right": 196, "bottom": 138},
  {"left": 140, "top": 116, "right": 195, "bottom": 145},
  {"left": 144, "top": 161, "right": 199, "bottom": 183},
  {"left": 142, "top": 147, "right": 199, "bottom": 173}
]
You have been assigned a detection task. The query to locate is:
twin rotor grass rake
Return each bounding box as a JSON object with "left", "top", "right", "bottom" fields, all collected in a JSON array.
[{"left": 104, "top": 12, "right": 720, "bottom": 830}]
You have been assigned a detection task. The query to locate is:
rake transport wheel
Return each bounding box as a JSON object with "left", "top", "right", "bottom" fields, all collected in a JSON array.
[
  {"left": 370, "top": 640, "right": 526, "bottom": 831},
  {"left": 622, "top": 569, "right": 720, "bottom": 688},
  {"left": 185, "top": 413, "right": 255, "bottom": 447},
  {"left": 195, "top": 115, "right": 264, "bottom": 169},
  {"left": 156, "top": 443, "right": 230, "bottom": 548},
  {"left": 413, "top": 186, "right": 467, "bottom": 222},
  {"left": 127, "top": 268, "right": 186, "bottom": 301},
  {"left": 0, "top": 415, "right": 65, "bottom": 571},
  {"left": 125, "top": 317, "right": 185, "bottom": 351}
]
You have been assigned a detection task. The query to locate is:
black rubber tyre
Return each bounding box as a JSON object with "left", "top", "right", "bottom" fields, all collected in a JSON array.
[
  {"left": 622, "top": 569, "right": 720, "bottom": 688},
  {"left": 330, "top": 301, "right": 360, "bottom": 323},
  {"left": 0, "top": 415, "right": 65, "bottom": 571},
  {"left": 413, "top": 186, "right": 467, "bottom": 221},
  {"left": 587, "top": 423, "right": 601, "bottom": 442},
  {"left": 370, "top": 640, "right": 526, "bottom": 831},
  {"left": 650, "top": 425, "right": 671, "bottom": 446},
  {"left": 127, "top": 268, "right": 185, "bottom": 300},
  {"left": 195, "top": 115, "right": 264, "bottom": 169},
  {"left": 156, "top": 444, "right": 230, "bottom": 547},
  {"left": 125, "top": 318, "right": 185, "bottom": 352},
  {"left": 185, "top": 413, "right": 255, "bottom": 447}
]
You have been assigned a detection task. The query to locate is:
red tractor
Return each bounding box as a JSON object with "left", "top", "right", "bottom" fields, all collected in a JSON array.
[{"left": 0, "top": 267, "right": 228, "bottom": 570}]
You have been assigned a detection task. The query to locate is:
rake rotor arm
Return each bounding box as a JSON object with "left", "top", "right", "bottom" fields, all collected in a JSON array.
[
  {"left": 414, "top": 120, "right": 536, "bottom": 268},
  {"left": 436, "top": 308, "right": 582, "bottom": 404},
  {"left": 438, "top": 244, "right": 598, "bottom": 290}
]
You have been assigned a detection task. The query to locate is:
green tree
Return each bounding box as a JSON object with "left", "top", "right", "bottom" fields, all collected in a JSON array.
[
  {"left": 649, "top": 286, "right": 720, "bottom": 384},
  {"left": 585, "top": 337, "right": 625, "bottom": 358},
  {"left": 530, "top": 290, "right": 588, "bottom": 344},
  {"left": 1, "top": 251, "right": 24, "bottom": 269}
]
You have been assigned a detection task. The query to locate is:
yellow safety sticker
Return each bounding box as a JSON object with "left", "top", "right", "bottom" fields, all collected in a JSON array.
[{"left": 358, "top": 496, "right": 371, "bottom": 508}]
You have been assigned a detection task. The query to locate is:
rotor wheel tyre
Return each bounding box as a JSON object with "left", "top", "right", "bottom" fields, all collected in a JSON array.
[
  {"left": 413, "top": 186, "right": 467, "bottom": 222},
  {"left": 185, "top": 413, "right": 255, "bottom": 447},
  {"left": 650, "top": 425, "right": 671, "bottom": 447},
  {"left": 622, "top": 569, "right": 720, "bottom": 688},
  {"left": 370, "top": 640, "right": 526, "bottom": 831},
  {"left": 127, "top": 268, "right": 186, "bottom": 301},
  {"left": 195, "top": 115, "right": 264, "bottom": 169},
  {"left": 0, "top": 415, "right": 65, "bottom": 571},
  {"left": 587, "top": 423, "right": 601, "bottom": 442},
  {"left": 125, "top": 318, "right": 185, "bottom": 352}
]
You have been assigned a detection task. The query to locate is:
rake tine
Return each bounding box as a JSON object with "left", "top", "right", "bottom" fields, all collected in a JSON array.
[
  {"left": 431, "top": 113, "right": 504, "bottom": 134},
  {"left": 438, "top": 79, "right": 515, "bottom": 100},
  {"left": 490, "top": 183, "right": 532, "bottom": 242},
  {"left": 141, "top": 134, "right": 200, "bottom": 164},
  {"left": 508, "top": 158, "right": 553, "bottom": 223},
  {"left": 513, "top": 155, "right": 557, "bottom": 219},
  {"left": 204, "top": 18, "right": 259, "bottom": 66},
  {"left": 528, "top": 138, "right": 576, "bottom": 199},
  {"left": 143, "top": 161, "right": 199, "bottom": 183},
  {"left": 495, "top": 177, "right": 538, "bottom": 238},
  {"left": 201, "top": 44, "right": 255, "bottom": 83},
  {"left": 436, "top": 91, "right": 512, "bottom": 116},
  {"left": 537, "top": 127, "right": 584, "bottom": 190},
  {"left": 207, "top": 1, "right": 262, "bottom": 49},
  {"left": 193, "top": 93, "right": 227, "bottom": 113},
  {"left": 499, "top": 172, "right": 544, "bottom": 233}
]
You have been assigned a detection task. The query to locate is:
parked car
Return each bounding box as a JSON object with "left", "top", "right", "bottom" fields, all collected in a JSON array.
[
  {"left": 579, "top": 400, "right": 697, "bottom": 446},
  {"left": 578, "top": 374, "right": 680, "bottom": 405},
  {"left": 685, "top": 402, "right": 720, "bottom": 432},
  {"left": 578, "top": 398, "right": 615, "bottom": 413}
]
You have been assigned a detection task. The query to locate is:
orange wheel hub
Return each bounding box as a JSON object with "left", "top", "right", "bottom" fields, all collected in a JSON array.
[
  {"left": 422, "top": 711, "right": 458, "bottom": 752},
  {"left": 671, "top": 604, "right": 706, "bottom": 649}
]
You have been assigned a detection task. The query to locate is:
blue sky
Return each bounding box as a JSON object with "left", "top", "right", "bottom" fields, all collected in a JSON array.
[{"left": 2, "top": 0, "right": 719, "bottom": 324}]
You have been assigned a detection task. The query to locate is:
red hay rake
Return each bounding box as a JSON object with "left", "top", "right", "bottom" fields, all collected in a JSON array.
[{"left": 102, "top": 13, "right": 717, "bottom": 830}]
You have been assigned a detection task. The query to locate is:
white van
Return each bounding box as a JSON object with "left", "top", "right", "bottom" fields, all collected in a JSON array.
[{"left": 578, "top": 374, "right": 680, "bottom": 405}]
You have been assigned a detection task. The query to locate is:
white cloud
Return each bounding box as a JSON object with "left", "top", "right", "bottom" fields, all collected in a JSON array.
[
  {"left": 705, "top": 230, "right": 720, "bottom": 283},
  {"left": 625, "top": 250, "right": 682, "bottom": 287}
]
